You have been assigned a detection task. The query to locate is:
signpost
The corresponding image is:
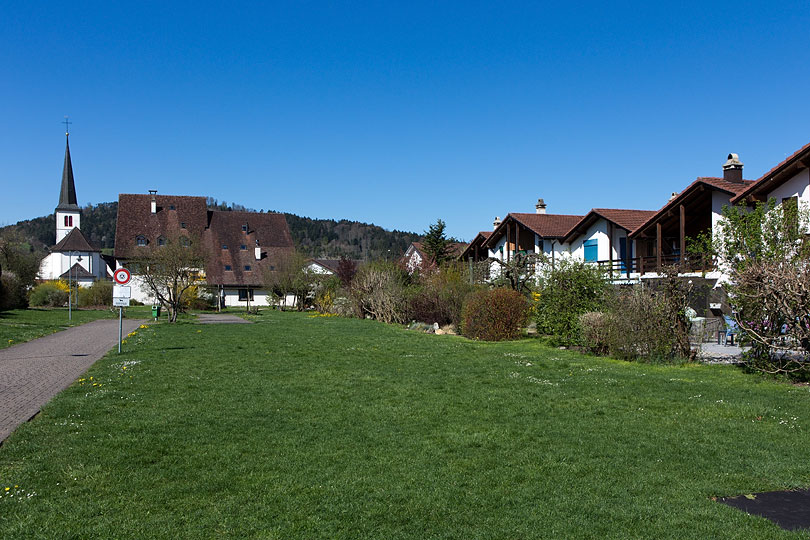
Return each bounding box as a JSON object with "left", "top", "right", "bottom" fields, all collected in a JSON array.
[{"left": 113, "top": 268, "right": 132, "bottom": 353}]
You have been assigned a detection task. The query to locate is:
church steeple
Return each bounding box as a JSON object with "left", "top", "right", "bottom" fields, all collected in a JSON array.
[
  {"left": 55, "top": 123, "right": 81, "bottom": 244},
  {"left": 56, "top": 132, "right": 79, "bottom": 210}
]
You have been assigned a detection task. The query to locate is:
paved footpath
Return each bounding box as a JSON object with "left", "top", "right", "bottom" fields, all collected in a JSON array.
[{"left": 0, "top": 318, "right": 144, "bottom": 444}]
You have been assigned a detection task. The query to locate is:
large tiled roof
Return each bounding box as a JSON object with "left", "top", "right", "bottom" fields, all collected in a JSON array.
[
  {"left": 114, "top": 194, "right": 209, "bottom": 259},
  {"left": 53, "top": 227, "right": 100, "bottom": 252},
  {"left": 563, "top": 209, "right": 657, "bottom": 244},
  {"left": 730, "top": 141, "right": 810, "bottom": 204},
  {"left": 204, "top": 211, "right": 294, "bottom": 287},
  {"left": 115, "top": 194, "right": 295, "bottom": 288},
  {"left": 630, "top": 177, "right": 754, "bottom": 237}
]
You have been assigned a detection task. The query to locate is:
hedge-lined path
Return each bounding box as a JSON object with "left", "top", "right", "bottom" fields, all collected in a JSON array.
[{"left": 0, "top": 318, "right": 145, "bottom": 444}]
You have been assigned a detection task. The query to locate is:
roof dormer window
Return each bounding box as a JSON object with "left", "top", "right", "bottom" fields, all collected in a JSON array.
[
  {"left": 180, "top": 222, "right": 186, "bottom": 229},
  {"left": 157, "top": 236, "right": 166, "bottom": 246},
  {"left": 169, "top": 204, "right": 176, "bottom": 210},
  {"left": 136, "top": 235, "right": 147, "bottom": 247},
  {"left": 225, "top": 265, "right": 232, "bottom": 271},
  {"left": 242, "top": 224, "right": 248, "bottom": 232}
]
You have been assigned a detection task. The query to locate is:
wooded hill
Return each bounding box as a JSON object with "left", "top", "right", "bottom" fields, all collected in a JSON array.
[{"left": 2, "top": 201, "right": 421, "bottom": 260}]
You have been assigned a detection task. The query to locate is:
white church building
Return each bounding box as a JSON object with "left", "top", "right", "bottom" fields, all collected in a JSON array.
[{"left": 38, "top": 132, "right": 112, "bottom": 285}]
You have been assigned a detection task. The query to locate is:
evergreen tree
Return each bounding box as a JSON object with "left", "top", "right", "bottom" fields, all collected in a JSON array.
[{"left": 422, "top": 219, "right": 451, "bottom": 266}]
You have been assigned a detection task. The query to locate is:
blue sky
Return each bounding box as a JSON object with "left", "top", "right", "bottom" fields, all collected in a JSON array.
[{"left": 2, "top": 1, "right": 809, "bottom": 240}]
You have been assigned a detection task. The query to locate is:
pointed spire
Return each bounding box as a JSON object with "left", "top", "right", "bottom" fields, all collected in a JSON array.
[{"left": 56, "top": 132, "right": 79, "bottom": 210}]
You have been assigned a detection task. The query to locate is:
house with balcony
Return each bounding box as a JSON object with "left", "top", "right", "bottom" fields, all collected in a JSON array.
[
  {"left": 483, "top": 199, "right": 583, "bottom": 273},
  {"left": 629, "top": 154, "right": 754, "bottom": 278},
  {"left": 562, "top": 208, "right": 657, "bottom": 278}
]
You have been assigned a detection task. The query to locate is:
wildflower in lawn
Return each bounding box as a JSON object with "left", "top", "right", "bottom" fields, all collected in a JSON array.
[
  {"left": 7, "top": 339, "right": 12, "bottom": 343},
  {"left": 4, "top": 487, "right": 9, "bottom": 491},
  {"left": 139, "top": 324, "right": 148, "bottom": 329}
]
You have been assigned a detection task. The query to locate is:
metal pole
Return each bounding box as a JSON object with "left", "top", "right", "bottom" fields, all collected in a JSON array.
[
  {"left": 68, "top": 252, "right": 72, "bottom": 321},
  {"left": 118, "top": 307, "right": 122, "bottom": 353}
]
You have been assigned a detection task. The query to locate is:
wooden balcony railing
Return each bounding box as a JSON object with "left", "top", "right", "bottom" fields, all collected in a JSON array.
[{"left": 594, "top": 253, "right": 717, "bottom": 277}]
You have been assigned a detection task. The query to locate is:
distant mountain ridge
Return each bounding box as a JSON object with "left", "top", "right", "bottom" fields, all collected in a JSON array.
[{"left": 2, "top": 201, "right": 421, "bottom": 260}]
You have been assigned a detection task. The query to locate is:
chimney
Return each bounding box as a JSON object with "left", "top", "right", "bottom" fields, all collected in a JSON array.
[
  {"left": 254, "top": 239, "right": 261, "bottom": 260},
  {"left": 149, "top": 190, "right": 157, "bottom": 213},
  {"left": 668, "top": 192, "right": 678, "bottom": 202},
  {"left": 722, "top": 153, "right": 744, "bottom": 183},
  {"left": 493, "top": 216, "right": 502, "bottom": 229},
  {"left": 535, "top": 198, "right": 547, "bottom": 214}
]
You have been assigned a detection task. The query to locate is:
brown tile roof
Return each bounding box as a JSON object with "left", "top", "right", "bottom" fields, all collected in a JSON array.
[
  {"left": 730, "top": 141, "right": 810, "bottom": 204},
  {"left": 203, "top": 211, "right": 294, "bottom": 287},
  {"left": 630, "top": 177, "right": 754, "bottom": 237},
  {"left": 53, "top": 227, "right": 100, "bottom": 252},
  {"left": 114, "top": 194, "right": 209, "bottom": 259},
  {"left": 563, "top": 209, "right": 657, "bottom": 244},
  {"left": 115, "top": 194, "right": 295, "bottom": 288},
  {"left": 459, "top": 231, "right": 492, "bottom": 259},
  {"left": 511, "top": 213, "right": 584, "bottom": 237}
]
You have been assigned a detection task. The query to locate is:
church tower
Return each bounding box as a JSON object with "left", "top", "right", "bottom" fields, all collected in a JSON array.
[{"left": 55, "top": 130, "right": 81, "bottom": 243}]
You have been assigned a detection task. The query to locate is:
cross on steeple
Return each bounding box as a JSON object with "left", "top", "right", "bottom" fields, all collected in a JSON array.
[{"left": 62, "top": 116, "right": 72, "bottom": 135}]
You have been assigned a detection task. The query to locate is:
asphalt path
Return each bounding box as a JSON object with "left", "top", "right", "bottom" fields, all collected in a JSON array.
[{"left": 0, "top": 317, "right": 144, "bottom": 444}]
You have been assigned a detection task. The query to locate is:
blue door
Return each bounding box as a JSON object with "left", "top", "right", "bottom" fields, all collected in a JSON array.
[
  {"left": 584, "top": 239, "right": 598, "bottom": 262},
  {"left": 619, "top": 237, "right": 632, "bottom": 271}
]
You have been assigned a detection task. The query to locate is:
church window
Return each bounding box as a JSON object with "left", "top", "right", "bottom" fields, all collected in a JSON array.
[
  {"left": 64, "top": 215, "right": 73, "bottom": 227},
  {"left": 136, "top": 235, "right": 147, "bottom": 246}
]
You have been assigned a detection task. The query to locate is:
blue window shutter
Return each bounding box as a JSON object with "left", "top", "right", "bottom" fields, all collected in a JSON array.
[{"left": 584, "top": 239, "right": 598, "bottom": 262}]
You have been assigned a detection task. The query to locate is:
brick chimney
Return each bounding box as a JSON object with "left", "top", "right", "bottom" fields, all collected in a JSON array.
[
  {"left": 149, "top": 190, "right": 157, "bottom": 213},
  {"left": 722, "top": 153, "right": 744, "bottom": 183},
  {"left": 535, "top": 198, "right": 547, "bottom": 214},
  {"left": 493, "top": 216, "right": 502, "bottom": 229}
]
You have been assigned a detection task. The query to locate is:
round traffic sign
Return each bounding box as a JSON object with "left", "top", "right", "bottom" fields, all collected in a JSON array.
[{"left": 114, "top": 268, "right": 131, "bottom": 285}]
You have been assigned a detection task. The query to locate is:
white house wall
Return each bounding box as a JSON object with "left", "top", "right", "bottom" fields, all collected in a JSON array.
[
  {"left": 767, "top": 168, "right": 810, "bottom": 232},
  {"left": 39, "top": 251, "right": 109, "bottom": 283}
]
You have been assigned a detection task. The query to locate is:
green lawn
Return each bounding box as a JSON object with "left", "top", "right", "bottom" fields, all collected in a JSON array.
[
  {"left": 2, "top": 311, "right": 810, "bottom": 538},
  {"left": 0, "top": 306, "right": 152, "bottom": 349}
]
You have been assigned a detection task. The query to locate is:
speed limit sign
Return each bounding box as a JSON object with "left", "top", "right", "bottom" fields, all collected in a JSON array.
[{"left": 113, "top": 268, "right": 131, "bottom": 285}]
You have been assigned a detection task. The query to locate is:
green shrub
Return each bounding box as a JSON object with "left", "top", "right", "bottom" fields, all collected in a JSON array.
[
  {"left": 29, "top": 281, "right": 69, "bottom": 307},
  {"left": 579, "top": 273, "right": 693, "bottom": 362},
  {"left": 461, "top": 288, "right": 529, "bottom": 341},
  {"left": 534, "top": 260, "right": 610, "bottom": 345},
  {"left": 77, "top": 280, "right": 113, "bottom": 307},
  {"left": 1, "top": 274, "right": 29, "bottom": 309}
]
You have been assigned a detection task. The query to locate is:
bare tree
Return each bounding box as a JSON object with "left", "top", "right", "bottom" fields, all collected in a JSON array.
[
  {"left": 130, "top": 234, "right": 208, "bottom": 322},
  {"left": 263, "top": 250, "right": 311, "bottom": 311},
  {"left": 716, "top": 199, "right": 810, "bottom": 374}
]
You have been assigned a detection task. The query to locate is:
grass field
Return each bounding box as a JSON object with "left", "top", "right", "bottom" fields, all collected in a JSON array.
[
  {"left": 1, "top": 310, "right": 810, "bottom": 538},
  {"left": 0, "top": 306, "right": 153, "bottom": 350}
]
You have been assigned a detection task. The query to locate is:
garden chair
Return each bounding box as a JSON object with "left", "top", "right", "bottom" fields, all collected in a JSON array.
[{"left": 721, "top": 315, "right": 739, "bottom": 346}]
